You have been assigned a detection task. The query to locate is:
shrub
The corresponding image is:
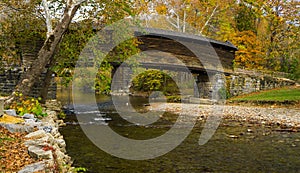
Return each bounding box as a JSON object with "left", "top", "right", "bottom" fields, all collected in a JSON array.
[
  {"left": 9, "top": 92, "right": 47, "bottom": 117},
  {"left": 131, "top": 70, "right": 179, "bottom": 96},
  {"left": 218, "top": 87, "right": 230, "bottom": 99}
]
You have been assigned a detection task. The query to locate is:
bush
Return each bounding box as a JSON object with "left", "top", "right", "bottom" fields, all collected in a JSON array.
[
  {"left": 218, "top": 87, "right": 230, "bottom": 99},
  {"left": 9, "top": 92, "right": 47, "bottom": 117},
  {"left": 166, "top": 96, "right": 181, "bottom": 102},
  {"left": 131, "top": 70, "right": 179, "bottom": 96}
]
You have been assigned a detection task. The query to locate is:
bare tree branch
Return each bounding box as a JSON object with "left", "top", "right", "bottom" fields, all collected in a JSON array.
[
  {"left": 183, "top": 10, "right": 186, "bottom": 33},
  {"left": 42, "top": 0, "right": 53, "bottom": 38},
  {"left": 166, "top": 17, "right": 179, "bottom": 30},
  {"left": 200, "top": 5, "right": 218, "bottom": 34},
  {"left": 73, "top": 0, "right": 87, "bottom": 6}
]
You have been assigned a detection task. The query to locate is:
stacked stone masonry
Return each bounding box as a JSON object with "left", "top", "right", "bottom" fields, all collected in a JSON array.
[
  {"left": 0, "top": 36, "right": 56, "bottom": 98},
  {"left": 111, "top": 66, "right": 296, "bottom": 99},
  {"left": 0, "top": 68, "right": 56, "bottom": 99}
]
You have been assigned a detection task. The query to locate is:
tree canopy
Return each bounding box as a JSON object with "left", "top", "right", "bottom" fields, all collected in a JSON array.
[
  {"left": 0, "top": 0, "right": 299, "bottom": 105},
  {"left": 135, "top": 0, "right": 300, "bottom": 80}
]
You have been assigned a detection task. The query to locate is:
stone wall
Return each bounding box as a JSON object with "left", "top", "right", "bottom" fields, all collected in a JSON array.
[
  {"left": 111, "top": 66, "right": 296, "bottom": 99},
  {"left": 196, "top": 72, "right": 296, "bottom": 99},
  {"left": 0, "top": 36, "right": 57, "bottom": 98},
  {"left": 0, "top": 68, "right": 56, "bottom": 98},
  {"left": 227, "top": 74, "right": 295, "bottom": 97},
  {"left": 1, "top": 100, "right": 74, "bottom": 172}
]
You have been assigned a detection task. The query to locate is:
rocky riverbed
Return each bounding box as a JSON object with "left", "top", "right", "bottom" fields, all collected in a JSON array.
[{"left": 149, "top": 102, "right": 300, "bottom": 128}]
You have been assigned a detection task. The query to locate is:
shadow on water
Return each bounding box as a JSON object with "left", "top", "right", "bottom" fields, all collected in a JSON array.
[{"left": 59, "top": 94, "right": 300, "bottom": 173}]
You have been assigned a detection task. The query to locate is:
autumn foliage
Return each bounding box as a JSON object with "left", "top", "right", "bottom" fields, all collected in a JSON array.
[
  {"left": 135, "top": 0, "right": 300, "bottom": 80},
  {"left": 0, "top": 127, "right": 39, "bottom": 172}
]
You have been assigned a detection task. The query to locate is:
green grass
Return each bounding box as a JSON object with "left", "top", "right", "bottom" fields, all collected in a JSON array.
[{"left": 230, "top": 86, "right": 300, "bottom": 102}]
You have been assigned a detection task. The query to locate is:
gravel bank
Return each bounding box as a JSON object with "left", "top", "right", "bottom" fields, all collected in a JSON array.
[{"left": 150, "top": 103, "right": 300, "bottom": 128}]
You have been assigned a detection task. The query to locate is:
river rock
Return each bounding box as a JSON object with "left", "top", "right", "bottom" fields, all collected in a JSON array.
[
  {"left": 55, "top": 138, "right": 66, "bottom": 149},
  {"left": 56, "top": 119, "right": 66, "bottom": 127},
  {"left": 18, "top": 161, "right": 46, "bottom": 173},
  {"left": 46, "top": 133, "right": 55, "bottom": 145},
  {"left": 25, "top": 130, "right": 46, "bottom": 139},
  {"left": 24, "top": 136, "right": 51, "bottom": 147},
  {"left": 228, "top": 135, "right": 239, "bottom": 138},
  {"left": 22, "top": 113, "right": 35, "bottom": 119},
  {"left": 41, "top": 126, "right": 53, "bottom": 133},
  {"left": 51, "top": 127, "right": 59, "bottom": 137},
  {"left": 0, "top": 123, "right": 34, "bottom": 133},
  {"left": 4, "top": 109, "right": 17, "bottom": 116},
  {"left": 45, "top": 110, "right": 57, "bottom": 120},
  {"left": 28, "top": 146, "right": 53, "bottom": 159},
  {"left": 247, "top": 129, "right": 253, "bottom": 133}
]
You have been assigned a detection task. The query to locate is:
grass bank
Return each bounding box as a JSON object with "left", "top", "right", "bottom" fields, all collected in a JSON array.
[{"left": 228, "top": 86, "right": 300, "bottom": 106}]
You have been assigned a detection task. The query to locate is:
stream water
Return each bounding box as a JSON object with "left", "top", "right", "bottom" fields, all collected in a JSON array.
[{"left": 59, "top": 93, "right": 300, "bottom": 172}]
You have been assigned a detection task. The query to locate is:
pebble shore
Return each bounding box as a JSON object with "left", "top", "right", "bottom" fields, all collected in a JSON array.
[{"left": 150, "top": 103, "right": 300, "bottom": 128}]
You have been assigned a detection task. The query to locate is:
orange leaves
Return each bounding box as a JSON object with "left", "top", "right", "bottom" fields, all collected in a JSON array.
[
  {"left": 156, "top": 4, "right": 167, "bottom": 14},
  {"left": 232, "top": 30, "right": 265, "bottom": 69},
  {"left": 0, "top": 127, "right": 38, "bottom": 172}
]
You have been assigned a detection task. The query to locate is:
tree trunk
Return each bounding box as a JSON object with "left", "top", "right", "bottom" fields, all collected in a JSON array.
[
  {"left": 4, "top": 2, "right": 81, "bottom": 107},
  {"left": 39, "top": 65, "right": 54, "bottom": 104}
]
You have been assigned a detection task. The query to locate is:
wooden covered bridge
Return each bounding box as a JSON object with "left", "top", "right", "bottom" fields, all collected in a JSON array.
[{"left": 109, "top": 27, "right": 237, "bottom": 99}]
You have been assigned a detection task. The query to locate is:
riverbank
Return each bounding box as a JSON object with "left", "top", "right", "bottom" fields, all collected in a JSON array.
[
  {"left": 0, "top": 99, "right": 74, "bottom": 172},
  {"left": 150, "top": 102, "right": 300, "bottom": 128}
]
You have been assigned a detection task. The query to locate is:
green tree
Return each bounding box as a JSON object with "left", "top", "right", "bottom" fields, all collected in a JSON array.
[
  {"left": 1, "top": 0, "right": 135, "bottom": 105},
  {"left": 235, "top": 2, "right": 258, "bottom": 33}
]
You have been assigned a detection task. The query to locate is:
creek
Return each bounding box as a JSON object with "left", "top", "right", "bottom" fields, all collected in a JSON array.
[{"left": 58, "top": 93, "right": 300, "bottom": 172}]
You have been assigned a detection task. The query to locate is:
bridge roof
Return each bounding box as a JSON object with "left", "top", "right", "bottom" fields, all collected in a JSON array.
[{"left": 134, "top": 28, "right": 238, "bottom": 51}]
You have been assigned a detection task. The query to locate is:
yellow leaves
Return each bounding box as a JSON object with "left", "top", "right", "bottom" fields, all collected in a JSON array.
[
  {"left": 0, "top": 114, "right": 24, "bottom": 124},
  {"left": 9, "top": 93, "right": 47, "bottom": 117},
  {"left": 155, "top": 4, "right": 167, "bottom": 14},
  {"left": 232, "top": 30, "right": 265, "bottom": 69},
  {"left": 17, "top": 107, "right": 24, "bottom": 113}
]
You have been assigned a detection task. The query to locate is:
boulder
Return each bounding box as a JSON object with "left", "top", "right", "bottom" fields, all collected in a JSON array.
[
  {"left": 18, "top": 161, "right": 46, "bottom": 173},
  {"left": 22, "top": 113, "right": 35, "bottom": 119},
  {"left": 28, "top": 146, "right": 53, "bottom": 159},
  {"left": 40, "top": 126, "right": 53, "bottom": 133},
  {"left": 55, "top": 138, "right": 66, "bottom": 149},
  {"left": 25, "top": 130, "right": 46, "bottom": 139},
  {"left": 0, "top": 123, "right": 34, "bottom": 133},
  {"left": 4, "top": 109, "right": 17, "bottom": 116},
  {"left": 24, "top": 136, "right": 50, "bottom": 147}
]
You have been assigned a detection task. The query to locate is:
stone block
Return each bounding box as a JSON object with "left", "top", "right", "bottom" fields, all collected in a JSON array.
[
  {"left": 28, "top": 146, "right": 53, "bottom": 159},
  {"left": 0, "top": 123, "right": 34, "bottom": 133},
  {"left": 4, "top": 109, "right": 17, "bottom": 116},
  {"left": 25, "top": 130, "right": 46, "bottom": 139},
  {"left": 55, "top": 138, "right": 66, "bottom": 149},
  {"left": 18, "top": 161, "right": 46, "bottom": 173},
  {"left": 24, "top": 138, "right": 48, "bottom": 148},
  {"left": 22, "top": 113, "right": 35, "bottom": 119}
]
